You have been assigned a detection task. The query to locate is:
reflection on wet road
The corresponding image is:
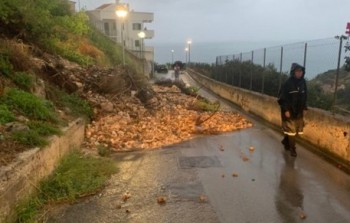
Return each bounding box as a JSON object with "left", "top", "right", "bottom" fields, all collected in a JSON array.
[
  {"left": 47, "top": 72, "right": 350, "bottom": 223},
  {"left": 276, "top": 153, "right": 305, "bottom": 223}
]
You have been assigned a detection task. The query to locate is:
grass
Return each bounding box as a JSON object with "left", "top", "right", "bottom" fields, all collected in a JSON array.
[
  {"left": 59, "top": 92, "right": 93, "bottom": 120},
  {"left": 0, "top": 54, "right": 12, "bottom": 76},
  {"left": 97, "top": 144, "right": 112, "bottom": 157},
  {"left": 184, "top": 86, "right": 200, "bottom": 95},
  {"left": 0, "top": 88, "right": 64, "bottom": 147},
  {"left": 0, "top": 104, "right": 15, "bottom": 124},
  {"left": 27, "top": 121, "right": 61, "bottom": 137},
  {"left": 16, "top": 150, "right": 117, "bottom": 223},
  {"left": 2, "top": 88, "right": 57, "bottom": 122},
  {"left": 193, "top": 99, "right": 220, "bottom": 112},
  {"left": 11, "top": 72, "right": 34, "bottom": 90},
  {"left": 11, "top": 131, "right": 49, "bottom": 148},
  {"left": 10, "top": 121, "right": 61, "bottom": 147}
]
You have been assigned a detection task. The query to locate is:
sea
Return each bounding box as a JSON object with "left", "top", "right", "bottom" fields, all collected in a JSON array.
[{"left": 149, "top": 38, "right": 349, "bottom": 80}]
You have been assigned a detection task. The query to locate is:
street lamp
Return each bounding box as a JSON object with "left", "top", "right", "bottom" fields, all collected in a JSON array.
[
  {"left": 138, "top": 31, "right": 146, "bottom": 75},
  {"left": 187, "top": 40, "right": 192, "bottom": 65},
  {"left": 185, "top": 47, "right": 189, "bottom": 63},
  {"left": 116, "top": 4, "right": 128, "bottom": 66},
  {"left": 171, "top": 50, "right": 174, "bottom": 64}
]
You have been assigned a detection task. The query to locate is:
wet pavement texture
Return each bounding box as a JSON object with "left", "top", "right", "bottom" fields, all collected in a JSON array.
[{"left": 47, "top": 72, "right": 350, "bottom": 223}]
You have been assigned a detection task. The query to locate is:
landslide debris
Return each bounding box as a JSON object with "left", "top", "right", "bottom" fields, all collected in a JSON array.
[
  {"left": 81, "top": 80, "right": 253, "bottom": 151},
  {"left": 37, "top": 57, "right": 253, "bottom": 151},
  {"left": 1, "top": 44, "right": 252, "bottom": 165}
]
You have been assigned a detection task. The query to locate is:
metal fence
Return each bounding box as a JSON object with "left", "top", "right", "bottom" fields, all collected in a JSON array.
[{"left": 214, "top": 36, "right": 350, "bottom": 114}]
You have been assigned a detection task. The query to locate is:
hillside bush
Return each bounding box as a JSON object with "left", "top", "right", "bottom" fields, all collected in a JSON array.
[
  {"left": 0, "top": 54, "right": 12, "bottom": 76},
  {"left": 11, "top": 72, "right": 34, "bottom": 90},
  {"left": 0, "top": 104, "right": 15, "bottom": 124},
  {"left": 88, "top": 25, "right": 122, "bottom": 66},
  {"left": 11, "top": 130, "right": 48, "bottom": 147},
  {"left": 60, "top": 92, "right": 93, "bottom": 119},
  {"left": 9, "top": 120, "right": 61, "bottom": 147},
  {"left": 2, "top": 88, "right": 57, "bottom": 122},
  {"left": 28, "top": 121, "right": 61, "bottom": 137}
]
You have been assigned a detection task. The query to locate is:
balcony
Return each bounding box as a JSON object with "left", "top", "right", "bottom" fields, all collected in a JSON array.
[
  {"left": 130, "top": 12, "right": 153, "bottom": 23},
  {"left": 132, "top": 29, "right": 154, "bottom": 39}
]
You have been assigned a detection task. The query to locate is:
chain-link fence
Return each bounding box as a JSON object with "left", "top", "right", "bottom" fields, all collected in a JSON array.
[{"left": 213, "top": 37, "right": 350, "bottom": 114}]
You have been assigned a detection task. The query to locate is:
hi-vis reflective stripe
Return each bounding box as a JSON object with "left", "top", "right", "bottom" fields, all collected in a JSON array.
[
  {"left": 288, "top": 91, "right": 298, "bottom": 94},
  {"left": 284, "top": 131, "right": 296, "bottom": 136}
]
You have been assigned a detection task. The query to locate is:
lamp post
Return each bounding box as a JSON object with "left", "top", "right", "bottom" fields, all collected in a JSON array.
[
  {"left": 138, "top": 31, "right": 146, "bottom": 75},
  {"left": 185, "top": 47, "right": 189, "bottom": 63},
  {"left": 171, "top": 50, "right": 174, "bottom": 64},
  {"left": 187, "top": 40, "right": 192, "bottom": 65},
  {"left": 116, "top": 4, "right": 128, "bottom": 66}
]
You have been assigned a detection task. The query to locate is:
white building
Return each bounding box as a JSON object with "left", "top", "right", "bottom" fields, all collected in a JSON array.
[{"left": 86, "top": 1, "right": 154, "bottom": 73}]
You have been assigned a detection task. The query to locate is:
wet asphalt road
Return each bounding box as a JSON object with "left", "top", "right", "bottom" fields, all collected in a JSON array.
[{"left": 47, "top": 71, "right": 350, "bottom": 223}]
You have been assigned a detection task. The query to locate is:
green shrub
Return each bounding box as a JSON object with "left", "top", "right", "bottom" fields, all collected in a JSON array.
[
  {"left": 12, "top": 71, "right": 34, "bottom": 90},
  {"left": 10, "top": 121, "right": 61, "bottom": 147},
  {"left": 97, "top": 144, "right": 112, "bottom": 157},
  {"left": 184, "top": 86, "right": 199, "bottom": 95},
  {"left": 60, "top": 48, "right": 93, "bottom": 66},
  {"left": 60, "top": 92, "right": 93, "bottom": 119},
  {"left": 194, "top": 99, "right": 220, "bottom": 112},
  {"left": 28, "top": 120, "right": 61, "bottom": 136},
  {"left": 0, "top": 104, "right": 15, "bottom": 124},
  {"left": 3, "top": 88, "right": 57, "bottom": 122},
  {"left": 12, "top": 130, "right": 48, "bottom": 147},
  {"left": 56, "top": 12, "right": 90, "bottom": 36},
  {"left": 0, "top": 54, "right": 12, "bottom": 76},
  {"left": 16, "top": 150, "right": 117, "bottom": 222},
  {"left": 88, "top": 25, "right": 120, "bottom": 66}
]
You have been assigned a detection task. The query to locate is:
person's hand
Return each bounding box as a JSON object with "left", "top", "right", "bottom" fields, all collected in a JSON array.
[{"left": 285, "top": 111, "right": 291, "bottom": 118}]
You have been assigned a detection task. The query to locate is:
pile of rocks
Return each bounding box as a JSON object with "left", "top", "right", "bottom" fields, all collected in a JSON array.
[{"left": 83, "top": 84, "right": 253, "bottom": 151}]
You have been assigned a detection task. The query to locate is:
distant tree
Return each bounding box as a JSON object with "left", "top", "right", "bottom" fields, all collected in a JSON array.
[
  {"left": 345, "top": 40, "right": 350, "bottom": 71},
  {"left": 307, "top": 82, "right": 333, "bottom": 110}
]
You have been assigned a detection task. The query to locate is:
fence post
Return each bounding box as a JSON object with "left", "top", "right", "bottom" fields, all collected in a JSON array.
[
  {"left": 232, "top": 56, "right": 235, "bottom": 86},
  {"left": 250, "top": 51, "right": 254, "bottom": 90},
  {"left": 278, "top": 46, "right": 284, "bottom": 95},
  {"left": 239, "top": 53, "right": 242, "bottom": 87},
  {"left": 333, "top": 35, "right": 347, "bottom": 114},
  {"left": 303, "top": 42, "right": 307, "bottom": 67},
  {"left": 262, "top": 48, "right": 266, "bottom": 94}
]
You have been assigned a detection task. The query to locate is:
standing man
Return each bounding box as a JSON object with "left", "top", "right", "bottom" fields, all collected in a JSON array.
[
  {"left": 174, "top": 64, "right": 180, "bottom": 80},
  {"left": 278, "top": 63, "right": 307, "bottom": 157}
]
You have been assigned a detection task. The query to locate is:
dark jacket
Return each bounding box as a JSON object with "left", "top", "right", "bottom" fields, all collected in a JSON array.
[{"left": 278, "top": 63, "right": 307, "bottom": 119}]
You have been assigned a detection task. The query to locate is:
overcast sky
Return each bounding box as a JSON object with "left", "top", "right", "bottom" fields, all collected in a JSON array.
[
  {"left": 77, "top": 0, "right": 350, "bottom": 64},
  {"left": 78, "top": 0, "right": 350, "bottom": 44}
]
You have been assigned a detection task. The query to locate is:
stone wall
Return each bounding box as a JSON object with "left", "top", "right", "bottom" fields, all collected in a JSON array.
[
  {"left": 0, "top": 119, "right": 85, "bottom": 223},
  {"left": 188, "top": 70, "right": 350, "bottom": 165}
]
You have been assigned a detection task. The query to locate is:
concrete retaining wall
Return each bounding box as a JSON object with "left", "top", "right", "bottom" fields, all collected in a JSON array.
[
  {"left": 188, "top": 70, "right": 350, "bottom": 165},
  {"left": 0, "top": 119, "right": 85, "bottom": 223}
]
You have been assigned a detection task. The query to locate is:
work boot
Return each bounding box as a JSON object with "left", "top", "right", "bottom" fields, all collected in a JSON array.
[
  {"left": 281, "top": 137, "right": 289, "bottom": 150},
  {"left": 290, "top": 147, "right": 297, "bottom": 157}
]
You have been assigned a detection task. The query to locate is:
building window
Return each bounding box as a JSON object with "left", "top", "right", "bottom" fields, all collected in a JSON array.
[
  {"left": 104, "top": 22, "right": 110, "bottom": 35},
  {"left": 135, "top": 40, "right": 140, "bottom": 47},
  {"left": 132, "top": 23, "right": 141, "bottom": 30}
]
